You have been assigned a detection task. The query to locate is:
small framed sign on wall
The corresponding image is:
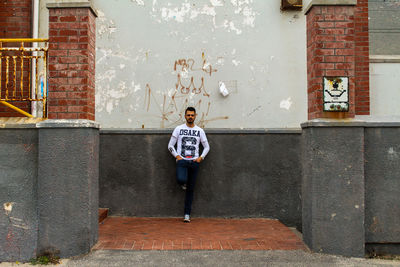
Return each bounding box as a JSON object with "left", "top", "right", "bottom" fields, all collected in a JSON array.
[
  {"left": 323, "top": 77, "right": 349, "bottom": 112},
  {"left": 281, "top": 0, "right": 302, "bottom": 10}
]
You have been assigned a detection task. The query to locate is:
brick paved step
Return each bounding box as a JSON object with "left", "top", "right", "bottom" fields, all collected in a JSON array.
[
  {"left": 99, "top": 208, "right": 109, "bottom": 223},
  {"left": 93, "top": 217, "right": 308, "bottom": 251}
]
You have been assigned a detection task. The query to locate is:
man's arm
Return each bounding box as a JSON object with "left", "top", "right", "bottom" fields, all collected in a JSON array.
[
  {"left": 196, "top": 131, "right": 210, "bottom": 162},
  {"left": 168, "top": 134, "right": 183, "bottom": 160},
  {"left": 168, "top": 135, "right": 178, "bottom": 158}
]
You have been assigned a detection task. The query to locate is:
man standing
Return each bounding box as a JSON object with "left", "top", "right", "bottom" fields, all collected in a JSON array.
[{"left": 168, "top": 107, "right": 210, "bottom": 222}]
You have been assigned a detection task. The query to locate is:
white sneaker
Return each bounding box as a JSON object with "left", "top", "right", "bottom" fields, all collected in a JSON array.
[
  {"left": 181, "top": 184, "right": 187, "bottom": 190},
  {"left": 183, "top": 214, "right": 190, "bottom": 223}
]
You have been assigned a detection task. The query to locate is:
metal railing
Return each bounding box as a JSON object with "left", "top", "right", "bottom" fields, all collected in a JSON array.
[{"left": 0, "top": 38, "right": 48, "bottom": 118}]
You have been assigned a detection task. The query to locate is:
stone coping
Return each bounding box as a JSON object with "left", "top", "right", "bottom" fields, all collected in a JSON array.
[
  {"left": 0, "top": 119, "right": 100, "bottom": 129},
  {"left": 38, "top": 119, "right": 100, "bottom": 128},
  {"left": 302, "top": 117, "right": 400, "bottom": 128},
  {"left": 47, "top": 1, "right": 98, "bottom": 17},
  {"left": 3, "top": 119, "right": 400, "bottom": 130},
  {"left": 370, "top": 55, "right": 400, "bottom": 63},
  {"left": 304, "top": 0, "right": 357, "bottom": 14},
  {"left": 100, "top": 128, "right": 303, "bottom": 135}
]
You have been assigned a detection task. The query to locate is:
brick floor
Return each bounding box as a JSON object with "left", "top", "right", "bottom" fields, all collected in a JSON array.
[{"left": 93, "top": 217, "right": 307, "bottom": 251}]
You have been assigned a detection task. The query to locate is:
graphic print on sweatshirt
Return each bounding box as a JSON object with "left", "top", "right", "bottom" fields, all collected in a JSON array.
[
  {"left": 171, "top": 124, "right": 207, "bottom": 160},
  {"left": 181, "top": 136, "right": 197, "bottom": 158}
]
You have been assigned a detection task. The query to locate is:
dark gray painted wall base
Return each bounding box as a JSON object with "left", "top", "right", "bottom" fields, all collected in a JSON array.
[
  {"left": 0, "top": 120, "right": 99, "bottom": 262},
  {"left": 302, "top": 126, "right": 365, "bottom": 257},
  {"left": 0, "top": 130, "right": 38, "bottom": 262},
  {"left": 99, "top": 131, "right": 302, "bottom": 229},
  {"left": 366, "top": 244, "right": 400, "bottom": 256},
  {"left": 301, "top": 120, "right": 400, "bottom": 258},
  {"left": 2, "top": 120, "right": 400, "bottom": 260},
  {"left": 99, "top": 123, "right": 400, "bottom": 257},
  {"left": 37, "top": 128, "right": 99, "bottom": 258},
  {"left": 365, "top": 128, "right": 400, "bottom": 244}
]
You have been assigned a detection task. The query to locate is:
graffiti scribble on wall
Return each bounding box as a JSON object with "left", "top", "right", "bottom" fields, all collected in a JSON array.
[{"left": 144, "top": 53, "right": 228, "bottom": 128}]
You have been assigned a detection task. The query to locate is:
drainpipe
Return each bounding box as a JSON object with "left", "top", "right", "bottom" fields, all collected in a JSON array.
[{"left": 31, "top": 0, "right": 39, "bottom": 117}]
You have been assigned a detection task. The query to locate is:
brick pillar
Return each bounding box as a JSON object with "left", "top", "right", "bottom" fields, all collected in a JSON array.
[
  {"left": 47, "top": 3, "right": 97, "bottom": 120},
  {"left": 354, "top": 0, "right": 370, "bottom": 115},
  {"left": 0, "top": 0, "right": 32, "bottom": 117},
  {"left": 306, "top": 1, "right": 369, "bottom": 120}
]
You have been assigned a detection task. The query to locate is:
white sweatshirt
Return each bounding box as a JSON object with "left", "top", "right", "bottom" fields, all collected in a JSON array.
[{"left": 168, "top": 124, "right": 210, "bottom": 160}]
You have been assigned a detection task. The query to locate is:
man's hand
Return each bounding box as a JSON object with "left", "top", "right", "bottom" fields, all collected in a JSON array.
[
  {"left": 195, "top": 156, "right": 203, "bottom": 163},
  {"left": 176, "top": 155, "right": 183, "bottom": 161}
]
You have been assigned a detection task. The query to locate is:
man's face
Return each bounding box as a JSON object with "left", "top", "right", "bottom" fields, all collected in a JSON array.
[{"left": 185, "top": 110, "right": 196, "bottom": 124}]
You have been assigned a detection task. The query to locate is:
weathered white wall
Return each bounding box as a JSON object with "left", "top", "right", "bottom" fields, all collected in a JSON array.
[
  {"left": 93, "top": 0, "right": 307, "bottom": 129},
  {"left": 370, "top": 62, "right": 400, "bottom": 117},
  {"left": 39, "top": 0, "right": 307, "bottom": 129}
]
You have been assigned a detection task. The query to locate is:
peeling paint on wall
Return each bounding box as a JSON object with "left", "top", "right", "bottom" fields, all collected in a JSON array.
[
  {"left": 280, "top": 98, "right": 293, "bottom": 110},
  {"left": 288, "top": 14, "right": 299, "bottom": 24},
  {"left": 3, "top": 201, "right": 27, "bottom": 259},
  {"left": 388, "top": 147, "right": 399, "bottom": 160},
  {"left": 131, "top": 0, "right": 145, "bottom": 6},
  {"left": 97, "top": 10, "right": 117, "bottom": 38},
  {"left": 210, "top": 0, "right": 223, "bottom": 7},
  {"left": 231, "top": 0, "right": 256, "bottom": 27},
  {"left": 232, "top": 59, "right": 241, "bottom": 66},
  {"left": 3, "top": 202, "right": 13, "bottom": 215},
  {"left": 95, "top": 45, "right": 145, "bottom": 116},
  {"left": 93, "top": 0, "right": 307, "bottom": 128},
  {"left": 9, "top": 217, "right": 29, "bottom": 230},
  {"left": 148, "top": 0, "right": 257, "bottom": 34}
]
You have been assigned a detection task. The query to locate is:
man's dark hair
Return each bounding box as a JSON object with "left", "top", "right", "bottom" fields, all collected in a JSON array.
[{"left": 185, "top": 107, "right": 196, "bottom": 114}]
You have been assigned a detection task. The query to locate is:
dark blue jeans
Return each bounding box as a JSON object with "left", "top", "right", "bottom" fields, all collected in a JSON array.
[{"left": 176, "top": 159, "right": 200, "bottom": 215}]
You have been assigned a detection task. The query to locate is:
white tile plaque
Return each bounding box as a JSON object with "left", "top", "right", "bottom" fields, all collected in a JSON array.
[{"left": 323, "top": 77, "right": 349, "bottom": 112}]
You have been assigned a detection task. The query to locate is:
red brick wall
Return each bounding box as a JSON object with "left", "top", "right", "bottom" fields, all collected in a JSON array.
[
  {"left": 0, "top": 0, "right": 32, "bottom": 117},
  {"left": 0, "top": 0, "right": 31, "bottom": 38},
  {"left": 355, "top": 0, "right": 370, "bottom": 115},
  {"left": 306, "top": 5, "right": 356, "bottom": 119},
  {"left": 48, "top": 7, "right": 96, "bottom": 120},
  {"left": 306, "top": 1, "right": 371, "bottom": 120}
]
